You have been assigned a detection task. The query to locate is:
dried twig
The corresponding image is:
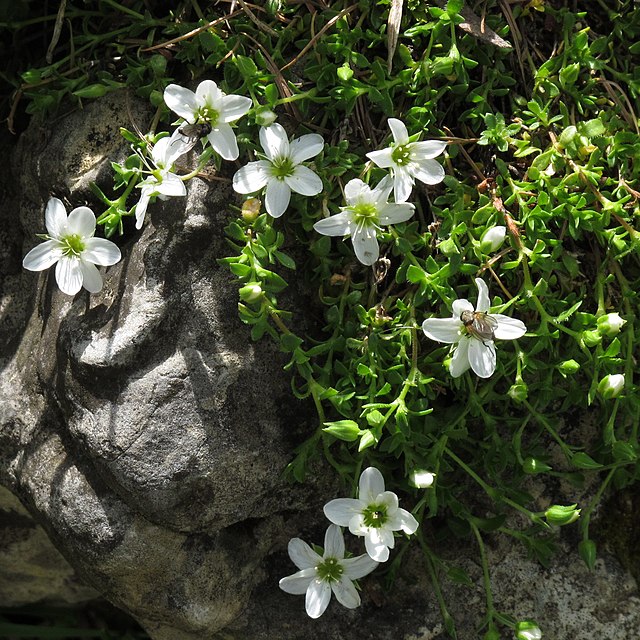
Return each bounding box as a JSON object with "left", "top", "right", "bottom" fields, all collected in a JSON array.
[{"left": 387, "top": 0, "right": 403, "bottom": 73}]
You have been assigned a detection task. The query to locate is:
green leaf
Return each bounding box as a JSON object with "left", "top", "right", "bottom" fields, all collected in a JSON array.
[
  {"left": 579, "top": 539, "right": 596, "bottom": 571},
  {"left": 571, "top": 452, "right": 602, "bottom": 470}
]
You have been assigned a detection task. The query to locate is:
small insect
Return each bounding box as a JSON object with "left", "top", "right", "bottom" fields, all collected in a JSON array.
[
  {"left": 460, "top": 310, "right": 498, "bottom": 344},
  {"left": 178, "top": 122, "right": 212, "bottom": 143}
]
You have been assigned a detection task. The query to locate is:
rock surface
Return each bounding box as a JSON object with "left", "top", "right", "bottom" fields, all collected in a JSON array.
[{"left": 0, "top": 93, "right": 639, "bottom": 639}]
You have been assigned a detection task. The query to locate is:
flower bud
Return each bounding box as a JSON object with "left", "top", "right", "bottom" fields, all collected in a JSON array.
[
  {"left": 515, "top": 621, "right": 542, "bottom": 640},
  {"left": 255, "top": 108, "right": 277, "bottom": 127},
  {"left": 557, "top": 359, "right": 580, "bottom": 375},
  {"left": 581, "top": 329, "right": 601, "bottom": 347},
  {"left": 322, "top": 420, "right": 362, "bottom": 442},
  {"left": 598, "top": 373, "right": 625, "bottom": 399},
  {"left": 409, "top": 469, "right": 435, "bottom": 488},
  {"left": 508, "top": 382, "right": 528, "bottom": 403},
  {"left": 544, "top": 504, "right": 580, "bottom": 526},
  {"left": 480, "top": 226, "right": 507, "bottom": 253},
  {"left": 241, "top": 197, "right": 261, "bottom": 222},
  {"left": 239, "top": 283, "right": 263, "bottom": 302},
  {"left": 596, "top": 312, "right": 626, "bottom": 337}
]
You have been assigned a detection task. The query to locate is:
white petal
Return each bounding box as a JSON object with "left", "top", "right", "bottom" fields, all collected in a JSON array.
[
  {"left": 289, "top": 134, "right": 324, "bottom": 164},
  {"left": 422, "top": 317, "right": 462, "bottom": 344},
  {"left": 323, "top": 498, "right": 363, "bottom": 526},
  {"left": 195, "top": 79, "right": 223, "bottom": 109},
  {"left": 370, "top": 174, "right": 394, "bottom": 203},
  {"left": 377, "top": 203, "right": 415, "bottom": 225},
  {"left": 374, "top": 527, "right": 395, "bottom": 550},
  {"left": 80, "top": 260, "right": 103, "bottom": 293},
  {"left": 135, "top": 191, "right": 151, "bottom": 230},
  {"left": 279, "top": 568, "right": 315, "bottom": 594},
  {"left": 232, "top": 161, "right": 272, "bottom": 194},
  {"left": 208, "top": 123, "right": 239, "bottom": 161},
  {"left": 265, "top": 179, "right": 291, "bottom": 218},
  {"left": 331, "top": 577, "right": 360, "bottom": 609},
  {"left": 449, "top": 338, "right": 471, "bottom": 377},
  {"left": 45, "top": 197, "right": 68, "bottom": 238},
  {"left": 288, "top": 538, "right": 322, "bottom": 570},
  {"left": 359, "top": 467, "right": 385, "bottom": 503},
  {"left": 313, "top": 212, "right": 353, "bottom": 237},
  {"left": 284, "top": 165, "right": 323, "bottom": 196},
  {"left": 342, "top": 554, "right": 379, "bottom": 580},
  {"left": 351, "top": 224, "right": 379, "bottom": 266},
  {"left": 365, "top": 148, "right": 394, "bottom": 169},
  {"left": 393, "top": 168, "right": 414, "bottom": 203},
  {"left": 163, "top": 84, "right": 198, "bottom": 122},
  {"left": 82, "top": 237, "right": 121, "bottom": 266},
  {"left": 474, "top": 278, "right": 491, "bottom": 312},
  {"left": 348, "top": 513, "right": 368, "bottom": 536},
  {"left": 364, "top": 531, "right": 390, "bottom": 562},
  {"left": 410, "top": 159, "right": 445, "bottom": 185},
  {"left": 468, "top": 338, "right": 497, "bottom": 378},
  {"left": 492, "top": 315, "right": 527, "bottom": 340},
  {"left": 324, "top": 524, "right": 345, "bottom": 558},
  {"left": 344, "top": 178, "right": 370, "bottom": 204},
  {"left": 388, "top": 118, "right": 409, "bottom": 144},
  {"left": 66, "top": 207, "right": 96, "bottom": 238},
  {"left": 260, "top": 123, "right": 289, "bottom": 162},
  {"left": 306, "top": 579, "right": 331, "bottom": 619},
  {"left": 151, "top": 137, "right": 173, "bottom": 168},
  {"left": 156, "top": 172, "right": 187, "bottom": 197},
  {"left": 452, "top": 298, "right": 474, "bottom": 317},
  {"left": 23, "top": 240, "right": 63, "bottom": 271},
  {"left": 387, "top": 508, "right": 419, "bottom": 534},
  {"left": 410, "top": 140, "right": 447, "bottom": 160},
  {"left": 219, "top": 94, "right": 252, "bottom": 122},
  {"left": 377, "top": 491, "right": 399, "bottom": 513},
  {"left": 55, "top": 257, "right": 83, "bottom": 295},
  {"left": 165, "top": 128, "right": 196, "bottom": 163}
]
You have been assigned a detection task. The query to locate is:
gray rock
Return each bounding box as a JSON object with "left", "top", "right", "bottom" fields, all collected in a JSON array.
[{"left": 1, "top": 93, "right": 639, "bottom": 640}]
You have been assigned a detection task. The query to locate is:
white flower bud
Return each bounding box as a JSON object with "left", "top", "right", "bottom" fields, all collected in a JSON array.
[
  {"left": 255, "top": 108, "right": 277, "bottom": 127},
  {"left": 596, "top": 312, "right": 626, "bottom": 337},
  {"left": 409, "top": 470, "right": 435, "bottom": 488},
  {"left": 598, "top": 373, "right": 625, "bottom": 399},
  {"left": 480, "top": 225, "right": 507, "bottom": 253},
  {"left": 515, "top": 621, "right": 542, "bottom": 640}
]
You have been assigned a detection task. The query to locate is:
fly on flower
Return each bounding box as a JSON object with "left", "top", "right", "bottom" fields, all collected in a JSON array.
[
  {"left": 460, "top": 310, "right": 499, "bottom": 345},
  {"left": 422, "top": 278, "right": 527, "bottom": 378}
]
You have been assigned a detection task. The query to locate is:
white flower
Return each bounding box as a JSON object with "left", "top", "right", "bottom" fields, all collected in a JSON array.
[
  {"left": 480, "top": 225, "right": 507, "bottom": 253},
  {"left": 366, "top": 118, "right": 447, "bottom": 203},
  {"left": 313, "top": 176, "right": 415, "bottom": 266},
  {"left": 409, "top": 470, "right": 435, "bottom": 489},
  {"left": 598, "top": 373, "right": 625, "bottom": 399},
  {"left": 279, "top": 524, "right": 378, "bottom": 619},
  {"left": 163, "top": 80, "right": 252, "bottom": 161},
  {"left": 135, "top": 133, "right": 187, "bottom": 229},
  {"left": 22, "top": 197, "right": 121, "bottom": 296},
  {"left": 421, "top": 278, "right": 527, "bottom": 378},
  {"left": 232, "top": 123, "right": 324, "bottom": 218},
  {"left": 323, "top": 467, "right": 419, "bottom": 562},
  {"left": 515, "top": 621, "right": 543, "bottom": 640}
]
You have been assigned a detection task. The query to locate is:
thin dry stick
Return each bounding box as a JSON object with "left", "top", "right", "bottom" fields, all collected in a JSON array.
[
  {"left": 237, "top": 0, "right": 279, "bottom": 37},
  {"left": 142, "top": 9, "right": 243, "bottom": 52},
  {"left": 387, "top": 0, "right": 403, "bottom": 73},
  {"left": 46, "top": 0, "right": 68, "bottom": 64},
  {"left": 281, "top": 4, "right": 358, "bottom": 71}
]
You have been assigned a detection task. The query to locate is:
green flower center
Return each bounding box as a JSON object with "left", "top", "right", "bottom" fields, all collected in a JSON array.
[
  {"left": 199, "top": 106, "right": 219, "bottom": 127},
  {"left": 391, "top": 143, "right": 412, "bottom": 166},
  {"left": 61, "top": 234, "right": 85, "bottom": 257},
  {"left": 271, "top": 157, "right": 296, "bottom": 180},
  {"left": 315, "top": 557, "right": 344, "bottom": 583},
  {"left": 351, "top": 202, "right": 378, "bottom": 225},
  {"left": 362, "top": 503, "right": 388, "bottom": 528}
]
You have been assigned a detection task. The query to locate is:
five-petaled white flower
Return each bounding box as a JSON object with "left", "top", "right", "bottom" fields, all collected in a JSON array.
[
  {"left": 366, "top": 118, "right": 447, "bottom": 203},
  {"left": 313, "top": 176, "right": 414, "bottom": 266},
  {"left": 22, "top": 197, "right": 121, "bottom": 296},
  {"left": 323, "top": 467, "right": 419, "bottom": 562},
  {"left": 422, "top": 278, "right": 527, "bottom": 378},
  {"left": 163, "top": 80, "right": 252, "bottom": 161},
  {"left": 135, "top": 133, "right": 187, "bottom": 229},
  {"left": 232, "top": 123, "right": 324, "bottom": 218},
  {"left": 279, "top": 524, "right": 378, "bottom": 619}
]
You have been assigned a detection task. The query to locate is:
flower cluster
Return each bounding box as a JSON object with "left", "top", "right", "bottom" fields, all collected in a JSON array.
[{"left": 279, "top": 466, "right": 423, "bottom": 617}]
